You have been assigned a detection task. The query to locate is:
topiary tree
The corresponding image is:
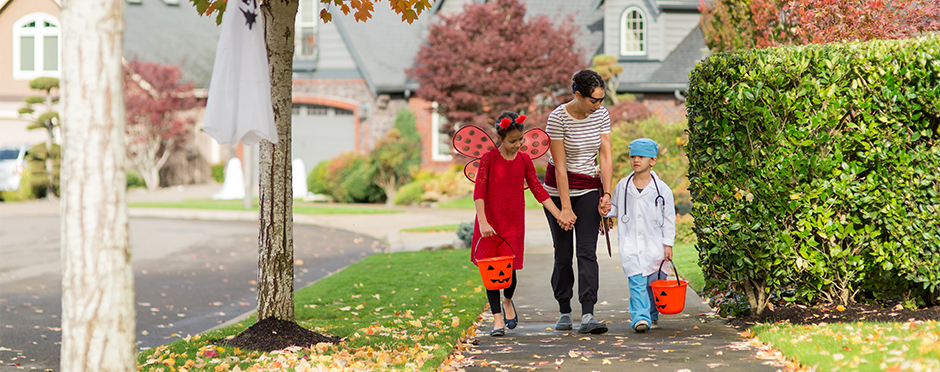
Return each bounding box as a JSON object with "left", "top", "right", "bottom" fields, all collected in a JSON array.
[
  {"left": 19, "top": 77, "right": 60, "bottom": 199},
  {"left": 589, "top": 55, "right": 624, "bottom": 105}
]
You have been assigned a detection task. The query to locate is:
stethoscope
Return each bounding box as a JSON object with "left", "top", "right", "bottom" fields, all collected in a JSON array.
[{"left": 622, "top": 172, "right": 666, "bottom": 227}]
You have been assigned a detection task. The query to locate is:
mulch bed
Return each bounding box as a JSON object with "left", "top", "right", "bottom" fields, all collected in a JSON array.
[
  {"left": 727, "top": 303, "right": 940, "bottom": 330},
  {"left": 223, "top": 317, "right": 342, "bottom": 352}
]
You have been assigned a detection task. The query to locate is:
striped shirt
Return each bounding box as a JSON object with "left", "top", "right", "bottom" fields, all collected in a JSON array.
[{"left": 544, "top": 104, "right": 611, "bottom": 197}]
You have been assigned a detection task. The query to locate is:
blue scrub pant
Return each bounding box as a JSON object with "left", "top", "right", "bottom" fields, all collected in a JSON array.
[{"left": 628, "top": 272, "right": 660, "bottom": 327}]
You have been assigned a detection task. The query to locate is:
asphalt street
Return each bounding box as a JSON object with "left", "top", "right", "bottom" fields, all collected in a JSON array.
[{"left": 0, "top": 216, "right": 385, "bottom": 371}]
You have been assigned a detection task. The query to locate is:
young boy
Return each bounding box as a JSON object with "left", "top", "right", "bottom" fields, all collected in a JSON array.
[{"left": 605, "top": 138, "right": 676, "bottom": 332}]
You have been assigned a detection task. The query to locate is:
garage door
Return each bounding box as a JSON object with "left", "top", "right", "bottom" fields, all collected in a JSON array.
[{"left": 291, "top": 104, "right": 356, "bottom": 174}]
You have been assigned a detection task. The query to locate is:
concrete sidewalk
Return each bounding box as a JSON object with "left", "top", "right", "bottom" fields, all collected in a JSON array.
[{"left": 0, "top": 183, "right": 785, "bottom": 371}]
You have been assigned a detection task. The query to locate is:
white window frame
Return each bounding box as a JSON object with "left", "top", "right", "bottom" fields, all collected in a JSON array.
[
  {"left": 13, "top": 13, "right": 61, "bottom": 80},
  {"left": 431, "top": 102, "right": 452, "bottom": 162},
  {"left": 295, "top": 0, "right": 318, "bottom": 61},
  {"left": 620, "top": 7, "right": 646, "bottom": 56}
]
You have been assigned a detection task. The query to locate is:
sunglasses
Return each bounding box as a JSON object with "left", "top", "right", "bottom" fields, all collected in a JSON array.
[{"left": 586, "top": 94, "right": 605, "bottom": 104}]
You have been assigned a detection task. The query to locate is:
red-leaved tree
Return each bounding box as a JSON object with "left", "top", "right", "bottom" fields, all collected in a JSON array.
[
  {"left": 700, "top": 0, "right": 940, "bottom": 52},
  {"left": 408, "top": 0, "right": 585, "bottom": 134},
  {"left": 124, "top": 59, "right": 199, "bottom": 191}
]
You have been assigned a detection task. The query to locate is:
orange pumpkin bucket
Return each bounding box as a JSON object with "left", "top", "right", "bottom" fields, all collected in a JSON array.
[
  {"left": 649, "top": 259, "right": 689, "bottom": 315},
  {"left": 472, "top": 234, "right": 515, "bottom": 290}
]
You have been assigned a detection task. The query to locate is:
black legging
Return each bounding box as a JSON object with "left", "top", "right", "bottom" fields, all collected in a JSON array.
[
  {"left": 487, "top": 269, "right": 517, "bottom": 314},
  {"left": 544, "top": 191, "right": 602, "bottom": 315}
]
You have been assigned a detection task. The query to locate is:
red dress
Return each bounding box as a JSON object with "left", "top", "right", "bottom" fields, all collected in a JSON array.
[{"left": 471, "top": 148, "right": 551, "bottom": 270}]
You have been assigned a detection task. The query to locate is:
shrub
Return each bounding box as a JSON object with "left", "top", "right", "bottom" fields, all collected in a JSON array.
[
  {"left": 456, "top": 221, "right": 474, "bottom": 248},
  {"left": 308, "top": 152, "right": 384, "bottom": 203},
  {"left": 127, "top": 170, "right": 146, "bottom": 189},
  {"left": 687, "top": 36, "right": 940, "bottom": 315},
  {"left": 211, "top": 162, "right": 225, "bottom": 183},
  {"left": 422, "top": 165, "right": 474, "bottom": 202},
  {"left": 0, "top": 165, "right": 37, "bottom": 201},
  {"left": 394, "top": 180, "right": 427, "bottom": 206}
]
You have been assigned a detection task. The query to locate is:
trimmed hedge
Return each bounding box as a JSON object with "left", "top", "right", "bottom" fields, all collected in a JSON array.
[{"left": 686, "top": 36, "right": 940, "bottom": 315}]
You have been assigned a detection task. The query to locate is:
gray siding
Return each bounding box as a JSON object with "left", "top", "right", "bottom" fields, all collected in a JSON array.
[
  {"left": 315, "top": 19, "right": 356, "bottom": 70},
  {"left": 605, "top": 0, "right": 665, "bottom": 61},
  {"left": 661, "top": 12, "right": 699, "bottom": 58}
]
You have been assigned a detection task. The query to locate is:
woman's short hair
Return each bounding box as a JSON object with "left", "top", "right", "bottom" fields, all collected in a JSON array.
[{"left": 571, "top": 69, "right": 606, "bottom": 98}]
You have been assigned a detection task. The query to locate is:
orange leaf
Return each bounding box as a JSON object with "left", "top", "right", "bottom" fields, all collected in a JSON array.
[{"left": 319, "top": 8, "right": 332, "bottom": 23}]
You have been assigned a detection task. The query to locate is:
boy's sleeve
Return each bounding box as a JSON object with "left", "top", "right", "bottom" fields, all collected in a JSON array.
[
  {"left": 662, "top": 183, "right": 676, "bottom": 246},
  {"left": 606, "top": 179, "right": 623, "bottom": 218}
]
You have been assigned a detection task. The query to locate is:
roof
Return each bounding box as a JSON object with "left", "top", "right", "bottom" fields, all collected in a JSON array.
[
  {"left": 123, "top": 0, "right": 221, "bottom": 88},
  {"left": 331, "top": 0, "right": 605, "bottom": 95},
  {"left": 332, "top": 7, "right": 435, "bottom": 94},
  {"left": 617, "top": 25, "right": 707, "bottom": 93}
]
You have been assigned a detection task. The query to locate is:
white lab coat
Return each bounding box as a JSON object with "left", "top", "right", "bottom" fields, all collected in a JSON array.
[{"left": 606, "top": 170, "right": 676, "bottom": 278}]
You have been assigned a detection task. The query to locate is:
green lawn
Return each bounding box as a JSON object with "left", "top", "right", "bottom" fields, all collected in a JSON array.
[
  {"left": 751, "top": 321, "right": 940, "bottom": 371},
  {"left": 401, "top": 224, "right": 460, "bottom": 233},
  {"left": 129, "top": 199, "right": 403, "bottom": 215},
  {"left": 436, "top": 193, "right": 543, "bottom": 210},
  {"left": 138, "top": 249, "right": 486, "bottom": 371},
  {"left": 671, "top": 242, "right": 704, "bottom": 292}
]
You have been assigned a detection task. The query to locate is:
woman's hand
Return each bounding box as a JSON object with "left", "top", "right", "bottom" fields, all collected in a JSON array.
[
  {"left": 598, "top": 193, "right": 611, "bottom": 216},
  {"left": 664, "top": 245, "right": 673, "bottom": 260},
  {"left": 479, "top": 220, "right": 495, "bottom": 237},
  {"left": 559, "top": 208, "right": 577, "bottom": 230}
]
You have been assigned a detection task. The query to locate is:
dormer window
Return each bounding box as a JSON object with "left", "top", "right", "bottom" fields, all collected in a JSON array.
[
  {"left": 13, "top": 13, "right": 60, "bottom": 80},
  {"left": 620, "top": 7, "right": 646, "bottom": 56},
  {"left": 295, "top": 0, "right": 319, "bottom": 61}
]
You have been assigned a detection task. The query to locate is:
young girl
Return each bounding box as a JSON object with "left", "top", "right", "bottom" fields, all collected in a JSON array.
[{"left": 472, "top": 111, "right": 566, "bottom": 337}]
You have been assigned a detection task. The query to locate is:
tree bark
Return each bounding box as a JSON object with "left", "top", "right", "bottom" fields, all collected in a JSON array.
[
  {"left": 59, "top": 0, "right": 136, "bottom": 371},
  {"left": 256, "top": 0, "right": 298, "bottom": 322}
]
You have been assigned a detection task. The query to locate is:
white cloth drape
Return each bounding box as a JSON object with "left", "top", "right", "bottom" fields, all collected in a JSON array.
[{"left": 203, "top": 0, "right": 278, "bottom": 146}]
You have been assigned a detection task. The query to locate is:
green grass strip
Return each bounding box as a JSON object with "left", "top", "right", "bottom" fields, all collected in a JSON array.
[
  {"left": 137, "top": 249, "right": 486, "bottom": 371},
  {"left": 129, "top": 199, "right": 403, "bottom": 215},
  {"left": 401, "top": 224, "right": 460, "bottom": 233},
  {"left": 751, "top": 321, "right": 940, "bottom": 371},
  {"left": 671, "top": 242, "right": 704, "bottom": 292}
]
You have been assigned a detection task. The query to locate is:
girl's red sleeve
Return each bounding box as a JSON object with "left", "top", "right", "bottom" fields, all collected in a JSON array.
[
  {"left": 473, "top": 151, "right": 492, "bottom": 201},
  {"left": 523, "top": 154, "right": 550, "bottom": 203}
]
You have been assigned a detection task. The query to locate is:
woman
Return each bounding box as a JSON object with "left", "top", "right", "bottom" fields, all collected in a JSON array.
[{"left": 543, "top": 69, "right": 613, "bottom": 334}]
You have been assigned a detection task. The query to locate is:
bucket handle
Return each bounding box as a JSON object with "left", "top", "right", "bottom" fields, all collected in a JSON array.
[
  {"left": 656, "top": 259, "right": 681, "bottom": 287},
  {"left": 471, "top": 233, "right": 515, "bottom": 264}
]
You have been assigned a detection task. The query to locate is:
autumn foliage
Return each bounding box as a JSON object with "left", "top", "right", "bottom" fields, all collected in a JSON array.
[
  {"left": 124, "top": 59, "right": 199, "bottom": 191},
  {"left": 408, "top": 0, "right": 585, "bottom": 134},
  {"left": 700, "top": 0, "right": 940, "bottom": 52}
]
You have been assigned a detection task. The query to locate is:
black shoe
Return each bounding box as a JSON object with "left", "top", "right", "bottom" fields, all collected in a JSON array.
[{"left": 505, "top": 301, "right": 518, "bottom": 330}]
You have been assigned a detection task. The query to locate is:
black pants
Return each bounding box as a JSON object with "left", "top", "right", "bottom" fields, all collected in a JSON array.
[
  {"left": 487, "top": 270, "right": 517, "bottom": 314},
  {"left": 544, "top": 191, "right": 601, "bottom": 315}
]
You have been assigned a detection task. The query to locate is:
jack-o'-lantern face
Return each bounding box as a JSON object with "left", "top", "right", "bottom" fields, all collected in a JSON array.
[{"left": 486, "top": 262, "right": 512, "bottom": 285}]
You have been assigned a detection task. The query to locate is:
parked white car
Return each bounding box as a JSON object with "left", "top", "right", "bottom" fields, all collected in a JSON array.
[{"left": 0, "top": 145, "right": 30, "bottom": 192}]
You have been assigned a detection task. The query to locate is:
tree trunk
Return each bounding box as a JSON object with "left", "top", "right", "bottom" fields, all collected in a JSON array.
[
  {"left": 256, "top": 0, "right": 298, "bottom": 322},
  {"left": 59, "top": 0, "right": 136, "bottom": 371},
  {"left": 741, "top": 279, "right": 768, "bottom": 316}
]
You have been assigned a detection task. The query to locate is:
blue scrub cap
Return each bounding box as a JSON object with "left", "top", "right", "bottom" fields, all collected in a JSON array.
[{"left": 629, "top": 138, "right": 659, "bottom": 158}]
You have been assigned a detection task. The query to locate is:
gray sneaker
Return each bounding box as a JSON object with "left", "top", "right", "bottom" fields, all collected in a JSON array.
[
  {"left": 555, "top": 313, "right": 573, "bottom": 331},
  {"left": 578, "top": 313, "right": 608, "bottom": 334},
  {"left": 634, "top": 319, "right": 650, "bottom": 333}
]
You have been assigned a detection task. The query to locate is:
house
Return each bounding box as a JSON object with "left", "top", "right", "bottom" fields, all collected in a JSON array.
[
  {"left": 298, "top": 0, "right": 706, "bottom": 171},
  {"left": 1, "top": 0, "right": 706, "bottom": 184},
  {"left": 0, "top": 0, "right": 62, "bottom": 147}
]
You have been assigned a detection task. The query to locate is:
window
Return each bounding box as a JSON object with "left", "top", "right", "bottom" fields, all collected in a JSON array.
[
  {"left": 13, "top": 13, "right": 61, "bottom": 79},
  {"left": 431, "top": 103, "right": 453, "bottom": 162},
  {"left": 295, "top": 0, "right": 318, "bottom": 61},
  {"left": 620, "top": 7, "right": 646, "bottom": 56}
]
